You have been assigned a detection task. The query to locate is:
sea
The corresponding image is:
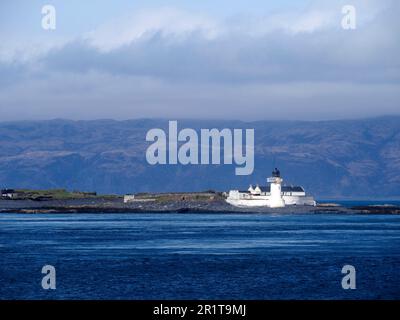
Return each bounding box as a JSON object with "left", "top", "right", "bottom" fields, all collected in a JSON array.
[{"left": 1, "top": 209, "right": 400, "bottom": 300}]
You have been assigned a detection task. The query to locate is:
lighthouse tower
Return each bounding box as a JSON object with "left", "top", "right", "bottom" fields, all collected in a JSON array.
[{"left": 267, "top": 168, "right": 285, "bottom": 208}]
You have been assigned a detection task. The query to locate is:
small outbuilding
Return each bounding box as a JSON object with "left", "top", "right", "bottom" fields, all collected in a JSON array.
[{"left": 1, "top": 189, "right": 18, "bottom": 199}]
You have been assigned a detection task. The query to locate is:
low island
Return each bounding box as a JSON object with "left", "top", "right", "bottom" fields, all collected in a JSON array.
[{"left": 0, "top": 188, "right": 399, "bottom": 215}]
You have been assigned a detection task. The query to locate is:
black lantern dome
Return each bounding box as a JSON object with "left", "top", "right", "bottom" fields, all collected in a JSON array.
[{"left": 272, "top": 168, "right": 280, "bottom": 177}]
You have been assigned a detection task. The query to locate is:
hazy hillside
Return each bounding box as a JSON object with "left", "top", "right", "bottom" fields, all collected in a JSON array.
[{"left": 0, "top": 117, "right": 399, "bottom": 199}]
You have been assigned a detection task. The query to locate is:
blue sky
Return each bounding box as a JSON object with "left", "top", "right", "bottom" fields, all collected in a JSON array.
[{"left": 0, "top": 0, "right": 399, "bottom": 121}]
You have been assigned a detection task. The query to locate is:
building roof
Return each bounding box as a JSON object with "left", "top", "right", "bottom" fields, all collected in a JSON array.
[
  {"left": 1, "top": 189, "right": 16, "bottom": 194},
  {"left": 260, "top": 186, "right": 305, "bottom": 192}
]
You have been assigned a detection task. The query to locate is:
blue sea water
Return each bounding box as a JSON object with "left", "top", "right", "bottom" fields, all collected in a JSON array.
[{"left": 0, "top": 213, "right": 400, "bottom": 300}]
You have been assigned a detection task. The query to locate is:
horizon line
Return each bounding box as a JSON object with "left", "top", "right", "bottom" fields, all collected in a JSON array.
[{"left": 0, "top": 114, "right": 399, "bottom": 124}]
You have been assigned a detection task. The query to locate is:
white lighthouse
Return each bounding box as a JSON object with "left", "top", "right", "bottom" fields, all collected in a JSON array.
[
  {"left": 267, "top": 168, "right": 285, "bottom": 208},
  {"left": 225, "top": 167, "right": 315, "bottom": 208}
]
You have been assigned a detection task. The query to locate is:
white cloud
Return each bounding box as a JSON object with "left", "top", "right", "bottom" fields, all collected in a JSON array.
[
  {"left": 85, "top": 7, "right": 222, "bottom": 52},
  {"left": 0, "top": 1, "right": 392, "bottom": 61},
  {"left": 0, "top": 0, "right": 399, "bottom": 120}
]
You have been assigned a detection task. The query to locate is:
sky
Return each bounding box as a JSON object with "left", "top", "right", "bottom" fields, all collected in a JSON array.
[{"left": 0, "top": 0, "right": 399, "bottom": 121}]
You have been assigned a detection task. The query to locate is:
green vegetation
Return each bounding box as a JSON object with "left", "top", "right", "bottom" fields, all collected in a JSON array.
[{"left": 14, "top": 189, "right": 100, "bottom": 200}]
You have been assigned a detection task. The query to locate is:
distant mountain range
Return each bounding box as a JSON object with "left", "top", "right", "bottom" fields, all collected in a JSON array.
[{"left": 0, "top": 117, "right": 399, "bottom": 199}]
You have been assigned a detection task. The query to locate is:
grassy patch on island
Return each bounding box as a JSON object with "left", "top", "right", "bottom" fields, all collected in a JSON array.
[{"left": 13, "top": 189, "right": 100, "bottom": 200}]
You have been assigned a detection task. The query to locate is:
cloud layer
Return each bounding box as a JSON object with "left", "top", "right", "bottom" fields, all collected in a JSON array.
[{"left": 0, "top": 0, "right": 399, "bottom": 120}]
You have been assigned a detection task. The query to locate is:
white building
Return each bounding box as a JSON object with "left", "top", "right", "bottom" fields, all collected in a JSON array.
[
  {"left": 1, "top": 189, "right": 17, "bottom": 199},
  {"left": 123, "top": 194, "right": 135, "bottom": 203},
  {"left": 226, "top": 168, "right": 316, "bottom": 208}
]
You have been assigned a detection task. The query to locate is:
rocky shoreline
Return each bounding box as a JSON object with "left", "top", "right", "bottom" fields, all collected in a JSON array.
[{"left": 1, "top": 198, "right": 399, "bottom": 214}]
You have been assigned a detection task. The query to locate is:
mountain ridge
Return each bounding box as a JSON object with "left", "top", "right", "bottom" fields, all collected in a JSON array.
[{"left": 0, "top": 116, "right": 399, "bottom": 198}]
